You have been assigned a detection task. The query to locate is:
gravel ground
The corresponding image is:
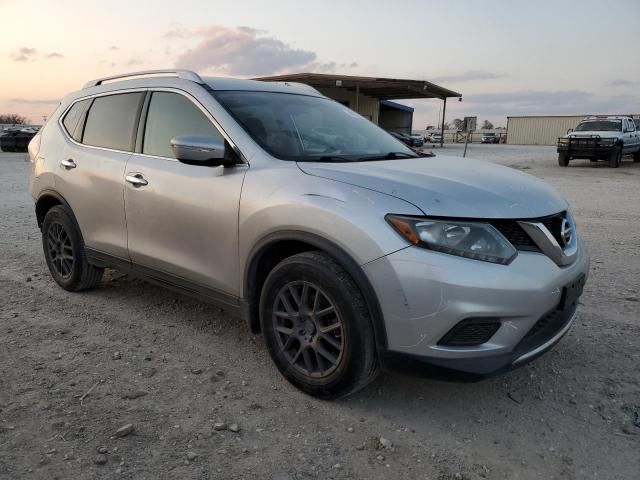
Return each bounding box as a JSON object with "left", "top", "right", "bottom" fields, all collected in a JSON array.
[{"left": 1, "top": 146, "right": 639, "bottom": 480}]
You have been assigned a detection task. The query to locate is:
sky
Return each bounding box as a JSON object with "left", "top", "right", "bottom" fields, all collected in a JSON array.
[{"left": 1, "top": 0, "right": 639, "bottom": 128}]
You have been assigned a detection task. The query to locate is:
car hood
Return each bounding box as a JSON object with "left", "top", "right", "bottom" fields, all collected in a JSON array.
[
  {"left": 297, "top": 156, "right": 567, "bottom": 219},
  {"left": 566, "top": 130, "right": 622, "bottom": 138}
]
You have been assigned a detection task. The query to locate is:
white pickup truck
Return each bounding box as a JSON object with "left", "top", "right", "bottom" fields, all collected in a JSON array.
[{"left": 557, "top": 116, "right": 640, "bottom": 167}]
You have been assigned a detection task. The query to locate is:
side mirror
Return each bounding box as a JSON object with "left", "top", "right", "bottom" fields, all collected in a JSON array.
[
  {"left": 566, "top": 128, "right": 573, "bottom": 134},
  {"left": 170, "top": 134, "right": 235, "bottom": 167}
]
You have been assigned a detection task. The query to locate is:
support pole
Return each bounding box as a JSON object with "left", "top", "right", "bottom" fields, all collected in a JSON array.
[{"left": 440, "top": 97, "right": 447, "bottom": 148}]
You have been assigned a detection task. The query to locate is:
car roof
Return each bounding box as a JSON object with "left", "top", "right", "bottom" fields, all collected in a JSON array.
[
  {"left": 202, "top": 76, "right": 322, "bottom": 96},
  {"left": 582, "top": 116, "right": 628, "bottom": 120},
  {"left": 72, "top": 70, "right": 323, "bottom": 102}
]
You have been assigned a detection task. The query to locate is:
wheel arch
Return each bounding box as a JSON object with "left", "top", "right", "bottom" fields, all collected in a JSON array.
[
  {"left": 243, "top": 230, "right": 388, "bottom": 349},
  {"left": 35, "top": 190, "right": 76, "bottom": 229}
]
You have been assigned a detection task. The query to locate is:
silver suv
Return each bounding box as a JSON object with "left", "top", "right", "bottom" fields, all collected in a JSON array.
[{"left": 28, "top": 70, "right": 590, "bottom": 398}]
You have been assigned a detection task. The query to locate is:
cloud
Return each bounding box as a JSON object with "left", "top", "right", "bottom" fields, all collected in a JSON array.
[
  {"left": 10, "top": 47, "right": 37, "bottom": 62},
  {"left": 10, "top": 98, "right": 60, "bottom": 105},
  {"left": 163, "top": 28, "right": 189, "bottom": 40},
  {"left": 127, "top": 58, "right": 143, "bottom": 66},
  {"left": 431, "top": 71, "right": 508, "bottom": 83},
  {"left": 173, "top": 25, "right": 324, "bottom": 76},
  {"left": 605, "top": 79, "right": 640, "bottom": 88},
  {"left": 46, "top": 52, "right": 64, "bottom": 59}
]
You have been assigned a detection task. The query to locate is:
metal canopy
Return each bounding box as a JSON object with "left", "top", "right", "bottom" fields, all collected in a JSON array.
[{"left": 253, "top": 73, "right": 462, "bottom": 101}]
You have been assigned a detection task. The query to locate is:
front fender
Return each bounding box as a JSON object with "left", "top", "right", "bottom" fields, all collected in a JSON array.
[{"left": 238, "top": 163, "right": 421, "bottom": 286}]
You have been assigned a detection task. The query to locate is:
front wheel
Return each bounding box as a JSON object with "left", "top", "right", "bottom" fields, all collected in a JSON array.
[
  {"left": 634, "top": 150, "right": 640, "bottom": 163},
  {"left": 260, "top": 251, "right": 378, "bottom": 399},
  {"left": 42, "top": 205, "right": 104, "bottom": 291},
  {"left": 609, "top": 146, "right": 622, "bottom": 168},
  {"left": 558, "top": 153, "right": 569, "bottom": 167}
]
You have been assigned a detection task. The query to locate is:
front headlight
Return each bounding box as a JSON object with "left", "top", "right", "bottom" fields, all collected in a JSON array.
[{"left": 386, "top": 215, "right": 517, "bottom": 265}]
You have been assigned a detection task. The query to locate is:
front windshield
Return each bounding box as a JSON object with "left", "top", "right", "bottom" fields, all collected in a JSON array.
[
  {"left": 575, "top": 120, "right": 621, "bottom": 132},
  {"left": 215, "top": 91, "right": 417, "bottom": 161}
]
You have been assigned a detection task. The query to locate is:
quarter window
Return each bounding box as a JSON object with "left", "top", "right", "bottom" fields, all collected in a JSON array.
[
  {"left": 82, "top": 92, "right": 145, "bottom": 151},
  {"left": 62, "top": 99, "right": 90, "bottom": 142},
  {"left": 143, "top": 92, "right": 222, "bottom": 158}
]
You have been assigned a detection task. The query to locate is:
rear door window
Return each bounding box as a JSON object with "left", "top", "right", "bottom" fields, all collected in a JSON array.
[
  {"left": 82, "top": 92, "right": 145, "bottom": 151},
  {"left": 142, "top": 91, "right": 222, "bottom": 158},
  {"left": 62, "top": 99, "right": 90, "bottom": 142}
]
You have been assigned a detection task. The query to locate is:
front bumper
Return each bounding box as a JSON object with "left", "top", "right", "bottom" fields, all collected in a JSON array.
[
  {"left": 557, "top": 138, "right": 617, "bottom": 158},
  {"left": 363, "top": 237, "right": 590, "bottom": 377}
]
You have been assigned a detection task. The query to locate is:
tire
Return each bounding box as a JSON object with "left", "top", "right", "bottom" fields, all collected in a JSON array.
[
  {"left": 558, "top": 153, "right": 569, "bottom": 167},
  {"left": 634, "top": 150, "right": 640, "bottom": 163},
  {"left": 259, "top": 251, "right": 379, "bottom": 399},
  {"left": 609, "top": 146, "right": 622, "bottom": 168},
  {"left": 42, "top": 205, "right": 104, "bottom": 291}
]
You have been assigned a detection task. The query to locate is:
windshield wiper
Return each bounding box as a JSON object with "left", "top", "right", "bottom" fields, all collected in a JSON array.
[
  {"left": 313, "top": 155, "right": 358, "bottom": 162},
  {"left": 357, "top": 151, "right": 421, "bottom": 161}
]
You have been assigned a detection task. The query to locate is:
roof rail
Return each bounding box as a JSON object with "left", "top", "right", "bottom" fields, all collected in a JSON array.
[{"left": 82, "top": 69, "right": 204, "bottom": 89}]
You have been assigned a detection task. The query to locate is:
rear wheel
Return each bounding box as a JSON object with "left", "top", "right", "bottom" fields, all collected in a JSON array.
[
  {"left": 260, "top": 251, "right": 378, "bottom": 399},
  {"left": 609, "top": 146, "right": 622, "bottom": 168},
  {"left": 634, "top": 150, "right": 640, "bottom": 163},
  {"left": 42, "top": 205, "right": 104, "bottom": 291},
  {"left": 558, "top": 153, "right": 569, "bottom": 167}
]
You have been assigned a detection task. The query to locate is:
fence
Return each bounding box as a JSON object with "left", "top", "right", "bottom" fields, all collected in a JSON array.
[{"left": 417, "top": 129, "right": 507, "bottom": 144}]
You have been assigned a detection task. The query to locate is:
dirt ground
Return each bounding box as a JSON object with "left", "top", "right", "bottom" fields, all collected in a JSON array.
[{"left": 1, "top": 145, "right": 638, "bottom": 480}]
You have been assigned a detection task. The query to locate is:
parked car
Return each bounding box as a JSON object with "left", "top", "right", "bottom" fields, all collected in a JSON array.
[
  {"left": 481, "top": 132, "right": 500, "bottom": 144},
  {"left": 557, "top": 116, "right": 640, "bottom": 167},
  {"left": 387, "top": 131, "right": 422, "bottom": 148},
  {"left": 409, "top": 133, "right": 424, "bottom": 147},
  {"left": 29, "top": 70, "right": 589, "bottom": 399},
  {"left": 429, "top": 132, "right": 443, "bottom": 143},
  {"left": 0, "top": 127, "right": 38, "bottom": 152}
]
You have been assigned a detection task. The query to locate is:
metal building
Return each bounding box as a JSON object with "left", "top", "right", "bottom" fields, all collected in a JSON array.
[
  {"left": 254, "top": 73, "right": 461, "bottom": 141},
  {"left": 507, "top": 114, "right": 640, "bottom": 145}
]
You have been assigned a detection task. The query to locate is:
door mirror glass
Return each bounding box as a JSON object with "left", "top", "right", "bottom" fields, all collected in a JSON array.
[{"left": 170, "top": 134, "right": 229, "bottom": 166}]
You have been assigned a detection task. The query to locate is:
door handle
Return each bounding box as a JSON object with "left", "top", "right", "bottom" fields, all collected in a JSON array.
[
  {"left": 125, "top": 173, "right": 148, "bottom": 187},
  {"left": 60, "top": 158, "right": 76, "bottom": 169}
]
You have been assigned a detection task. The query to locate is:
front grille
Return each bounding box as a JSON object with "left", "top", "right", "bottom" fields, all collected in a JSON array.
[
  {"left": 492, "top": 221, "right": 539, "bottom": 251},
  {"left": 438, "top": 319, "right": 501, "bottom": 346},
  {"left": 539, "top": 214, "right": 565, "bottom": 246},
  {"left": 491, "top": 212, "right": 566, "bottom": 252}
]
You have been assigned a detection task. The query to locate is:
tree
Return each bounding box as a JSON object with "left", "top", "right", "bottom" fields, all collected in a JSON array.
[
  {"left": 452, "top": 118, "right": 464, "bottom": 130},
  {"left": 481, "top": 120, "right": 494, "bottom": 130},
  {"left": 0, "top": 114, "right": 28, "bottom": 125}
]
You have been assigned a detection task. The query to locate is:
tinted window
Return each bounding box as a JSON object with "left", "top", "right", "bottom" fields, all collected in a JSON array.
[
  {"left": 215, "top": 91, "right": 415, "bottom": 161},
  {"left": 143, "top": 92, "right": 221, "bottom": 158},
  {"left": 83, "top": 92, "right": 144, "bottom": 151},
  {"left": 62, "top": 99, "right": 90, "bottom": 141},
  {"left": 575, "top": 120, "right": 621, "bottom": 132}
]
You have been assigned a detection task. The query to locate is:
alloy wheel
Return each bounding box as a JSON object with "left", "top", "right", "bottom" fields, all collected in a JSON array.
[
  {"left": 272, "top": 281, "right": 345, "bottom": 378},
  {"left": 47, "top": 221, "right": 74, "bottom": 278}
]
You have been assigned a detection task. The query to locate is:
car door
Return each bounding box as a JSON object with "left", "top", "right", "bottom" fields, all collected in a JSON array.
[
  {"left": 124, "top": 90, "right": 247, "bottom": 299},
  {"left": 626, "top": 119, "right": 638, "bottom": 150},
  {"left": 56, "top": 91, "right": 145, "bottom": 259}
]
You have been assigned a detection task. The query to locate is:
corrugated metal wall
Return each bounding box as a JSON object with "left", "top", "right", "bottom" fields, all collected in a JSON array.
[
  {"left": 507, "top": 115, "right": 640, "bottom": 145},
  {"left": 317, "top": 87, "right": 379, "bottom": 124}
]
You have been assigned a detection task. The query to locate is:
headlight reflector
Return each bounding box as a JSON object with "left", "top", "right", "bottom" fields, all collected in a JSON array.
[{"left": 386, "top": 215, "right": 517, "bottom": 265}]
